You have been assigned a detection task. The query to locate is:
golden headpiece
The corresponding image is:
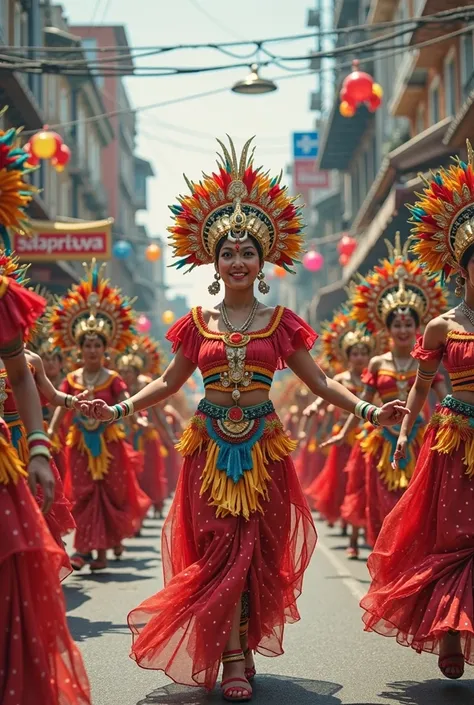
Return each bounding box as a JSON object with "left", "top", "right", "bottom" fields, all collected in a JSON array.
[
  {"left": 168, "top": 135, "right": 304, "bottom": 272},
  {"left": 49, "top": 259, "right": 136, "bottom": 353},
  {"left": 409, "top": 140, "right": 474, "bottom": 280},
  {"left": 28, "top": 286, "right": 63, "bottom": 358},
  {"left": 321, "top": 308, "right": 374, "bottom": 369},
  {"left": 350, "top": 233, "right": 447, "bottom": 332},
  {"left": 116, "top": 335, "right": 162, "bottom": 377}
]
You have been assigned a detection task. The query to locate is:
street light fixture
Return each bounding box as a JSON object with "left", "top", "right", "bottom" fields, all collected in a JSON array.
[{"left": 232, "top": 64, "right": 278, "bottom": 95}]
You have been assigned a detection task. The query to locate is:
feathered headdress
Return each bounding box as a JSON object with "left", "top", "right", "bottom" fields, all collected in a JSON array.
[
  {"left": 409, "top": 140, "right": 474, "bottom": 280},
  {"left": 49, "top": 259, "right": 136, "bottom": 353},
  {"left": 321, "top": 308, "right": 375, "bottom": 369},
  {"left": 28, "top": 286, "right": 63, "bottom": 358},
  {"left": 168, "top": 135, "right": 304, "bottom": 272},
  {"left": 116, "top": 335, "right": 162, "bottom": 377},
  {"left": 350, "top": 233, "right": 447, "bottom": 332}
]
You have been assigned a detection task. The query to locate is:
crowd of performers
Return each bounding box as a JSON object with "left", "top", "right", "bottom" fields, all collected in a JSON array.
[{"left": 3, "top": 124, "right": 474, "bottom": 704}]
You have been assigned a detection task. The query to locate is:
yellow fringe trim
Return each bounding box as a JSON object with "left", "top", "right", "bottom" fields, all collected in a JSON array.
[
  {"left": 360, "top": 426, "right": 425, "bottom": 492},
  {"left": 67, "top": 423, "right": 126, "bottom": 481},
  {"left": 0, "top": 435, "right": 27, "bottom": 484},
  {"left": 430, "top": 412, "right": 474, "bottom": 478},
  {"left": 176, "top": 421, "right": 297, "bottom": 520}
]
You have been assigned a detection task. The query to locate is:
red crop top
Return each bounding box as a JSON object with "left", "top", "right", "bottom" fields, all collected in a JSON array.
[{"left": 413, "top": 332, "right": 474, "bottom": 393}]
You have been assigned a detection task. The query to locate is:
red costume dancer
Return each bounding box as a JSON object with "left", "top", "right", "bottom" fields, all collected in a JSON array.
[
  {"left": 305, "top": 310, "right": 371, "bottom": 530},
  {"left": 78, "top": 136, "right": 407, "bottom": 700},
  {"left": 0, "top": 126, "right": 90, "bottom": 705},
  {"left": 361, "top": 141, "right": 474, "bottom": 680},
  {"left": 48, "top": 260, "right": 150, "bottom": 571},
  {"left": 117, "top": 336, "right": 170, "bottom": 518},
  {"left": 160, "top": 402, "right": 183, "bottom": 492},
  {"left": 340, "top": 424, "right": 370, "bottom": 533}
]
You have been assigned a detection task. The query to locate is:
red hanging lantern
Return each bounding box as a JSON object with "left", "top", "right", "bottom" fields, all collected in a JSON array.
[
  {"left": 339, "top": 253, "right": 350, "bottom": 267},
  {"left": 23, "top": 141, "right": 40, "bottom": 167},
  {"left": 30, "top": 125, "right": 63, "bottom": 161},
  {"left": 337, "top": 235, "right": 357, "bottom": 257},
  {"left": 342, "top": 60, "right": 374, "bottom": 104},
  {"left": 51, "top": 143, "right": 71, "bottom": 173},
  {"left": 340, "top": 101, "right": 356, "bottom": 118}
]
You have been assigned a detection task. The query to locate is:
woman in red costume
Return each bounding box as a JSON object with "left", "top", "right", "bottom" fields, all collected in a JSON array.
[
  {"left": 305, "top": 310, "right": 372, "bottom": 530},
  {"left": 327, "top": 235, "right": 447, "bottom": 549},
  {"left": 117, "top": 336, "right": 172, "bottom": 518},
  {"left": 0, "top": 122, "right": 90, "bottom": 704},
  {"left": 361, "top": 141, "right": 474, "bottom": 680},
  {"left": 79, "top": 136, "right": 407, "bottom": 701},
  {"left": 48, "top": 261, "right": 150, "bottom": 571}
]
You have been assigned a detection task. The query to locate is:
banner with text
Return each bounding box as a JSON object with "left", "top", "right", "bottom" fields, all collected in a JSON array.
[{"left": 12, "top": 218, "right": 113, "bottom": 261}]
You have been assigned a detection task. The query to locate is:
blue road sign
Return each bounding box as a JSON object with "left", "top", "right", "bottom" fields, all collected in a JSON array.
[{"left": 293, "top": 132, "right": 319, "bottom": 160}]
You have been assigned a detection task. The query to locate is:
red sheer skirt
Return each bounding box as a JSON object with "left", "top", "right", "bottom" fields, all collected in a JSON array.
[
  {"left": 139, "top": 433, "right": 169, "bottom": 512},
  {"left": 305, "top": 442, "right": 352, "bottom": 521},
  {"left": 0, "top": 442, "right": 90, "bottom": 704},
  {"left": 68, "top": 438, "right": 150, "bottom": 552},
  {"left": 340, "top": 440, "right": 367, "bottom": 528},
  {"left": 128, "top": 450, "right": 317, "bottom": 690},
  {"left": 296, "top": 442, "right": 327, "bottom": 492},
  {"left": 364, "top": 448, "right": 405, "bottom": 548},
  {"left": 361, "top": 419, "right": 474, "bottom": 663}
]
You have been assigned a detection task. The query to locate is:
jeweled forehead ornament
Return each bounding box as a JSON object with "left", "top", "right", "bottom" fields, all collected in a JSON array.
[{"left": 168, "top": 134, "right": 305, "bottom": 273}]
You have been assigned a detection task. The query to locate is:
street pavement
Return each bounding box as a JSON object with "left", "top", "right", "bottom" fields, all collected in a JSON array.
[{"left": 64, "top": 506, "right": 474, "bottom": 705}]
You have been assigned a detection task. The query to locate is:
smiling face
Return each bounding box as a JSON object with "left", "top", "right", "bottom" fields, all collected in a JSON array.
[
  {"left": 347, "top": 343, "right": 370, "bottom": 374},
  {"left": 216, "top": 238, "right": 262, "bottom": 291},
  {"left": 388, "top": 310, "right": 417, "bottom": 347},
  {"left": 121, "top": 365, "right": 139, "bottom": 389}
]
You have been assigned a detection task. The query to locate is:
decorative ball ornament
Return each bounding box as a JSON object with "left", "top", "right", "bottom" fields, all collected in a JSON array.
[
  {"left": 274, "top": 266, "right": 287, "bottom": 278},
  {"left": 112, "top": 240, "right": 133, "bottom": 259},
  {"left": 337, "top": 235, "right": 357, "bottom": 257},
  {"left": 145, "top": 243, "right": 161, "bottom": 261},
  {"left": 23, "top": 141, "right": 40, "bottom": 167},
  {"left": 367, "top": 94, "right": 382, "bottom": 113},
  {"left": 342, "top": 60, "right": 374, "bottom": 104},
  {"left": 51, "top": 143, "right": 71, "bottom": 173},
  {"left": 162, "top": 310, "right": 175, "bottom": 325},
  {"left": 30, "top": 127, "right": 63, "bottom": 160},
  {"left": 339, "top": 253, "right": 350, "bottom": 267},
  {"left": 340, "top": 101, "right": 356, "bottom": 118},
  {"left": 302, "top": 250, "right": 324, "bottom": 272},
  {"left": 372, "top": 83, "right": 384, "bottom": 99},
  {"left": 136, "top": 314, "right": 152, "bottom": 333}
]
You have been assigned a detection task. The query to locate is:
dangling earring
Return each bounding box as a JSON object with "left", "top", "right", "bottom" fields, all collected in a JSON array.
[
  {"left": 455, "top": 274, "right": 465, "bottom": 298},
  {"left": 257, "top": 271, "right": 270, "bottom": 295},
  {"left": 208, "top": 272, "right": 221, "bottom": 295}
]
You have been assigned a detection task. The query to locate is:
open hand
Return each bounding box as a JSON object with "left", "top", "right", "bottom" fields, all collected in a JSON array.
[
  {"left": 28, "top": 456, "right": 55, "bottom": 514},
  {"left": 392, "top": 434, "right": 408, "bottom": 469},
  {"left": 320, "top": 431, "right": 346, "bottom": 449},
  {"left": 377, "top": 400, "right": 409, "bottom": 427}
]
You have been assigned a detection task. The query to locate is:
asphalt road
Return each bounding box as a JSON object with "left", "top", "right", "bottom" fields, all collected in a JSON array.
[{"left": 64, "top": 506, "right": 474, "bottom": 705}]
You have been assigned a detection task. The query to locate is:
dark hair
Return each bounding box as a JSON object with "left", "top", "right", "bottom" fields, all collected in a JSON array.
[
  {"left": 386, "top": 308, "right": 420, "bottom": 329},
  {"left": 78, "top": 333, "right": 107, "bottom": 349},
  {"left": 347, "top": 342, "right": 371, "bottom": 358},
  {"left": 215, "top": 234, "right": 264, "bottom": 265},
  {"left": 460, "top": 243, "right": 474, "bottom": 271}
]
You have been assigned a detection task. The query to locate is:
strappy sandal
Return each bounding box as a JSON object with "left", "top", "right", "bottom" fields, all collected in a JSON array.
[
  {"left": 90, "top": 558, "right": 108, "bottom": 571},
  {"left": 346, "top": 546, "right": 359, "bottom": 560},
  {"left": 70, "top": 552, "right": 92, "bottom": 571},
  {"left": 438, "top": 652, "right": 464, "bottom": 679},
  {"left": 239, "top": 617, "right": 256, "bottom": 681},
  {"left": 221, "top": 650, "right": 252, "bottom": 702}
]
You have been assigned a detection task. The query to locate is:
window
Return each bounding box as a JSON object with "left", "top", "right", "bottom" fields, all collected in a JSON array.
[
  {"left": 429, "top": 77, "right": 440, "bottom": 124},
  {"left": 59, "top": 87, "right": 69, "bottom": 124},
  {"left": 81, "top": 37, "right": 104, "bottom": 88},
  {"left": 443, "top": 50, "right": 457, "bottom": 117},
  {"left": 416, "top": 102, "right": 425, "bottom": 134},
  {"left": 461, "top": 31, "right": 474, "bottom": 99}
]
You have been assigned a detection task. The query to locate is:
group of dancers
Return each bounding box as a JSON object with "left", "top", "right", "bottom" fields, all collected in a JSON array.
[{"left": 2, "top": 123, "right": 474, "bottom": 704}]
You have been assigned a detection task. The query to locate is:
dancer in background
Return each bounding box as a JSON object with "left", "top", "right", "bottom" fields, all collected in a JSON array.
[
  {"left": 305, "top": 310, "right": 372, "bottom": 534},
  {"left": 78, "top": 136, "right": 407, "bottom": 701},
  {"left": 361, "top": 142, "right": 474, "bottom": 680},
  {"left": 48, "top": 261, "right": 150, "bottom": 571},
  {"left": 0, "top": 119, "right": 90, "bottom": 704},
  {"left": 328, "top": 235, "right": 447, "bottom": 546}
]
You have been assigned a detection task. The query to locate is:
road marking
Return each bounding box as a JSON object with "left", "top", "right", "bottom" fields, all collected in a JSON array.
[{"left": 316, "top": 537, "right": 366, "bottom": 602}]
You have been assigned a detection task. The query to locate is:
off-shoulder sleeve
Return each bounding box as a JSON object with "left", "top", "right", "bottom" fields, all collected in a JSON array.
[
  {"left": 361, "top": 368, "right": 378, "bottom": 389},
  {"left": 0, "top": 278, "right": 45, "bottom": 351},
  {"left": 274, "top": 308, "right": 318, "bottom": 369},
  {"left": 411, "top": 337, "right": 444, "bottom": 362},
  {"left": 165, "top": 310, "right": 201, "bottom": 364},
  {"left": 111, "top": 373, "right": 128, "bottom": 399}
]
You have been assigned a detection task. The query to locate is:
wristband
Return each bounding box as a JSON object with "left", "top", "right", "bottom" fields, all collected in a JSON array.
[
  {"left": 110, "top": 399, "right": 135, "bottom": 421},
  {"left": 354, "top": 400, "right": 370, "bottom": 419},
  {"left": 27, "top": 430, "right": 49, "bottom": 443},
  {"left": 371, "top": 408, "right": 381, "bottom": 427},
  {"left": 29, "top": 445, "right": 52, "bottom": 460},
  {"left": 64, "top": 394, "right": 78, "bottom": 409}
]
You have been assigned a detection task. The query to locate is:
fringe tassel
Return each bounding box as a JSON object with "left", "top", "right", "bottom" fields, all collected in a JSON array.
[
  {"left": 430, "top": 411, "right": 474, "bottom": 478},
  {"left": 67, "top": 423, "right": 125, "bottom": 481},
  {"left": 361, "top": 426, "right": 424, "bottom": 492},
  {"left": 0, "top": 435, "right": 27, "bottom": 484}
]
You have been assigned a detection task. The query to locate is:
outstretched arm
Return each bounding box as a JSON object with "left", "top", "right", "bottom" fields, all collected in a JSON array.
[{"left": 286, "top": 347, "right": 407, "bottom": 427}]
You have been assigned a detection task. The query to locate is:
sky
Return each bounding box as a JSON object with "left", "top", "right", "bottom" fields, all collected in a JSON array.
[{"left": 61, "top": 0, "right": 317, "bottom": 309}]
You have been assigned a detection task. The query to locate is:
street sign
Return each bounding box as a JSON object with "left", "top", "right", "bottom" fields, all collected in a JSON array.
[
  {"left": 12, "top": 218, "right": 112, "bottom": 261},
  {"left": 293, "top": 132, "right": 319, "bottom": 160},
  {"left": 293, "top": 160, "right": 330, "bottom": 190}
]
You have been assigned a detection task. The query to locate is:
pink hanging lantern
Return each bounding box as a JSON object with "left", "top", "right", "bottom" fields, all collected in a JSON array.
[
  {"left": 136, "top": 314, "right": 152, "bottom": 333},
  {"left": 303, "top": 250, "right": 324, "bottom": 272}
]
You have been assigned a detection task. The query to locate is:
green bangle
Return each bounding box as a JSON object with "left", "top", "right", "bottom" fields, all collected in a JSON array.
[{"left": 29, "top": 446, "right": 52, "bottom": 460}]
